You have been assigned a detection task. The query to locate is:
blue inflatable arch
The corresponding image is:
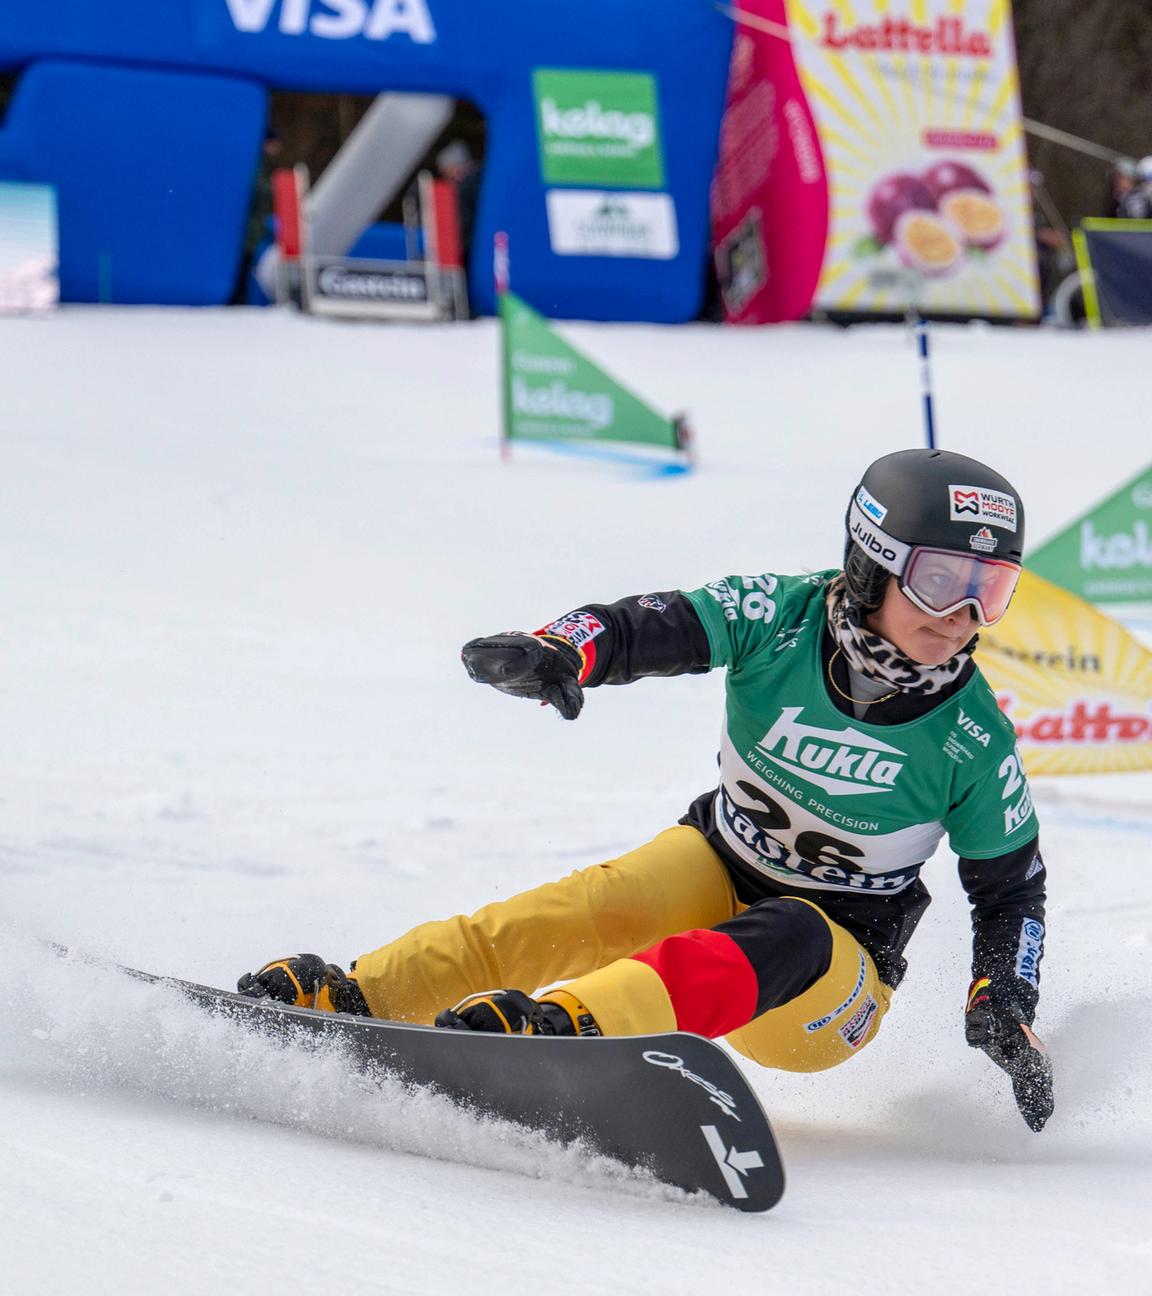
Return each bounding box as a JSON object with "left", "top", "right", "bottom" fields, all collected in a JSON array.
[{"left": 0, "top": 1, "right": 733, "bottom": 321}]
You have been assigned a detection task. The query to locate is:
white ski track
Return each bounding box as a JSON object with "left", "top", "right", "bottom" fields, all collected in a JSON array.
[{"left": 1, "top": 308, "right": 1150, "bottom": 1294}]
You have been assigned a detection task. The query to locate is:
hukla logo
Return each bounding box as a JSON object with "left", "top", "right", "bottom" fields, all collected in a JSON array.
[
  {"left": 223, "top": 0, "right": 437, "bottom": 42},
  {"left": 755, "top": 707, "right": 907, "bottom": 795}
]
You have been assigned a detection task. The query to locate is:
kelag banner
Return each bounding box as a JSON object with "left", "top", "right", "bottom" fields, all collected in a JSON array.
[
  {"left": 500, "top": 291, "right": 681, "bottom": 449},
  {"left": 1028, "top": 462, "right": 1152, "bottom": 604},
  {"left": 0, "top": 181, "right": 57, "bottom": 312},
  {"left": 711, "top": 0, "right": 1040, "bottom": 321},
  {"left": 1074, "top": 219, "right": 1152, "bottom": 328},
  {"left": 533, "top": 69, "right": 666, "bottom": 189},
  {"left": 980, "top": 571, "right": 1152, "bottom": 776}
]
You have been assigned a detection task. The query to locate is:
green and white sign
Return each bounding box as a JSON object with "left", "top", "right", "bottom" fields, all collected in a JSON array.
[
  {"left": 500, "top": 291, "right": 680, "bottom": 449},
  {"left": 533, "top": 69, "right": 665, "bottom": 189},
  {"left": 1029, "top": 462, "right": 1152, "bottom": 603}
]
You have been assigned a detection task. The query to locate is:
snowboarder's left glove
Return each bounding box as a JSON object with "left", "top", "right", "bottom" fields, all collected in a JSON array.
[
  {"left": 435, "top": 988, "right": 600, "bottom": 1036},
  {"left": 461, "top": 632, "right": 584, "bottom": 720},
  {"left": 965, "top": 978, "right": 1053, "bottom": 1132},
  {"left": 237, "top": 954, "right": 371, "bottom": 1016}
]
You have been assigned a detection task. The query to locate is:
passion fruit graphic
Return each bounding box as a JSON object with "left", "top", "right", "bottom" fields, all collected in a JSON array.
[
  {"left": 938, "top": 188, "right": 1005, "bottom": 250},
  {"left": 892, "top": 210, "right": 965, "bottom": 277},
  {"left": 866, "top": 173, "right": 935, "bottom": 245},
  {"left": 922, "top": 160, "right": 991, "bottom": 202}
]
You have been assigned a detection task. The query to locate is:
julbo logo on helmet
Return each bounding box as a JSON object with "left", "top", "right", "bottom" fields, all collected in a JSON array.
[{"left": 849, "top": 514, "right": 900, "bottom": 567}]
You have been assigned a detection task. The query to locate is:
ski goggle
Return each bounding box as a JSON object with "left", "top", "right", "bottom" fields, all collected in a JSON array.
[{"left": 900, "top": 547, "right": 1021, "bottom": 626}]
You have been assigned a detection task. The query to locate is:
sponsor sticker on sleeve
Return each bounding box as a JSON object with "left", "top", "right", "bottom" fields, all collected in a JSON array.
[
  {"left": 541, "top": 610, "right": 605, "bottom": 650},
  {"left": 1014, "top": 918, "right": 1044, "bottom": 987}
]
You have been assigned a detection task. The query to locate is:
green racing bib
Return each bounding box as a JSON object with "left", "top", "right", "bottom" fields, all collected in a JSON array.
[{"left": 683, "top": 571, "right": 1038, "bottom": 895}]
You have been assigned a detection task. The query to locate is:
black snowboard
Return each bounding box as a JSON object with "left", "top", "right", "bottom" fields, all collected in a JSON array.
[{"left": 123, "top": 965, "right": 785, "bottom": 1212}]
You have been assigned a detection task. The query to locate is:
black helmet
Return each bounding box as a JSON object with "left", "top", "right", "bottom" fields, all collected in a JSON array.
[{"left": 844, "top": 448, "right": 1025, "bottom": 621}]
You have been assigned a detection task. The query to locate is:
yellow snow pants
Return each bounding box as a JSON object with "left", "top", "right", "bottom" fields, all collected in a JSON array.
[{"left": 353, "top": 825, "right": 891, "bottom": 1072}]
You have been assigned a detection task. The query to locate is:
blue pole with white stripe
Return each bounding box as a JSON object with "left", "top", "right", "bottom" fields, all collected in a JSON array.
[{"left": 915, "top": 317, "right": 937, "bottom": 449}]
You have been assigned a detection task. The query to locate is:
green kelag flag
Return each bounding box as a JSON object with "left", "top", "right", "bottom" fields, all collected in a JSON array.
[
  {"left": 500, "top": 291, "right": 681, "bottom": 450},
  {"left": 1029, "top": 461, "right": 1152, "bottom": 603}
]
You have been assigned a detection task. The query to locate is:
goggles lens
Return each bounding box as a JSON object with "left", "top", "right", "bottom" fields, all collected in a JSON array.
[{"left": 901, "top": 548, "right": 1021, "bottom": 625}]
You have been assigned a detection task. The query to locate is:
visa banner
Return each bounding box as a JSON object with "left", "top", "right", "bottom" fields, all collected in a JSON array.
[
  {"left": 711, "top": 0, "right": 1040, "bottom": 321},
  {"left": 979, "top": 571, "right": 1152, "bottom": 775}
]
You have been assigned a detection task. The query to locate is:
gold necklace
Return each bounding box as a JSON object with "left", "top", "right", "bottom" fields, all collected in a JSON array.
[{"left": 826, "top": 645, "right": 900, "bottom": 705}]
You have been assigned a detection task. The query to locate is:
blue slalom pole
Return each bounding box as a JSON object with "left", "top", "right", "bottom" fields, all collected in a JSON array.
[{"left": 915, "top": 317, "right": 937, "bottom": 449}]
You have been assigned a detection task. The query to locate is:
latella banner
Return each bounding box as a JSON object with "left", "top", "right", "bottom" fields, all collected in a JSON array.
[{"left": 711, "top": 0, "right": 1040, "bottom": 322}]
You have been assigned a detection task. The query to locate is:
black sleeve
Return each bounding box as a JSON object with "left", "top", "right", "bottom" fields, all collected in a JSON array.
[
  {"left": 957, "top": 837, "right": 1046, "bottom": 1021},
  {"left": 537, "top": 591, "right": 712, "bottom": 687}
]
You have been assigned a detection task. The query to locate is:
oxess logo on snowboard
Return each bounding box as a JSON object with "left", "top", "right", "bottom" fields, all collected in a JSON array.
[
  {"left": 643, "top": 1051, "right": 741, "bottom": 1121},
  {"left": 755, "top": 707, "right": 906, "bottom": 795}
]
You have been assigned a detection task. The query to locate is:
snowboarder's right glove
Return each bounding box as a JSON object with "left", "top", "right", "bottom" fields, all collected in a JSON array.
[
  {"left": 461, "top": 632, "right": 585, "bottom": 720},
  {"left": 964, "top": 978, "right": 1053, "bottom": 1132},
  {"left": 237, "top": 954, "right": 372, "bottom": 1017}
]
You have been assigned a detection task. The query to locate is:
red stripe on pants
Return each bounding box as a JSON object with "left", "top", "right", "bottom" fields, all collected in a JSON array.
[{"left": 632, "top": 929, "right": 759, "bottom": 1038}]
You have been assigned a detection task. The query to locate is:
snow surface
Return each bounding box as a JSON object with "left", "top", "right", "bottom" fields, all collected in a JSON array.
[{"left": 2, "top": 307, "right": 1150, "bottom": 1295}]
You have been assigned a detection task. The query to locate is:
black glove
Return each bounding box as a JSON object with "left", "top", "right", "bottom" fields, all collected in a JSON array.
[
  {"left": 434, "top": 988, "right": 594, "bottom": 1036},
  {"left": 237, "top": 954, "right": 371, "bottom": 1017},
  {"left": 965, "top": 978, "right": 1053, "bottom": 1132},
  {"left": 461, "top": 632, "right": 584, "bottom": 720}
]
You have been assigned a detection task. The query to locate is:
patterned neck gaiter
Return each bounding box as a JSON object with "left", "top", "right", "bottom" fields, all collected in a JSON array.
[{"left": 824, "top": 573, "right": 976, "bottom": 699}]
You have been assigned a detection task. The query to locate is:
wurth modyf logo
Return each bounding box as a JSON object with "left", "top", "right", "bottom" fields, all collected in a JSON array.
[
  {"left": 755, "top": 707, "right": 906, "bottom": 796},
  {"left": 700, "top": 1126, "right": 766, "bottom": 1201}
]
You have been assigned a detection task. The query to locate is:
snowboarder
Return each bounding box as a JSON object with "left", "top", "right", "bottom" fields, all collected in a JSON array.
[{"left": 240, "top": 448, "right": 1053, "bottom": 1131}]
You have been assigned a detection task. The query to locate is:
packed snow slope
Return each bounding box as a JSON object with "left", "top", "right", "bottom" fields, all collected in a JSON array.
[{"left": 2, "top": 308, "right": 1150, "bottom": 1296}]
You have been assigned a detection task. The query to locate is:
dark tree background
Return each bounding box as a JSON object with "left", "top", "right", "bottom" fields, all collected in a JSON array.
[{"left": 1014, "top": 0, "right": 1152, "bottom": 224}]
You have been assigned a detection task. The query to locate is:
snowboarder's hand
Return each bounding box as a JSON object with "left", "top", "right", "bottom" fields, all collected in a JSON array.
[
  {"left": 965, "top": 978, "right": 1053, "bottom": 1132},
  {"left": 237, "top": 954, "right": 371, "bottom": 1016},
  {"left": 461, "top": 632, "right": 584, "bottom": 720}
]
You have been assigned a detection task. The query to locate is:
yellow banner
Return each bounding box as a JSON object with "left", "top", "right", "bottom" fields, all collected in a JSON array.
[
  {"left": 979, "top": 571, "right": 1152, "bottom": 774},
  {"left": 786, "top": 0, "right": 1041, "bottom": 317}
]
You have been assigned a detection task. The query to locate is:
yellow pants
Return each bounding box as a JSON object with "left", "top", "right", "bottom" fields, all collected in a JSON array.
[{"left": 353, "top": 825, "right": 891, "bottom": 1073}]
